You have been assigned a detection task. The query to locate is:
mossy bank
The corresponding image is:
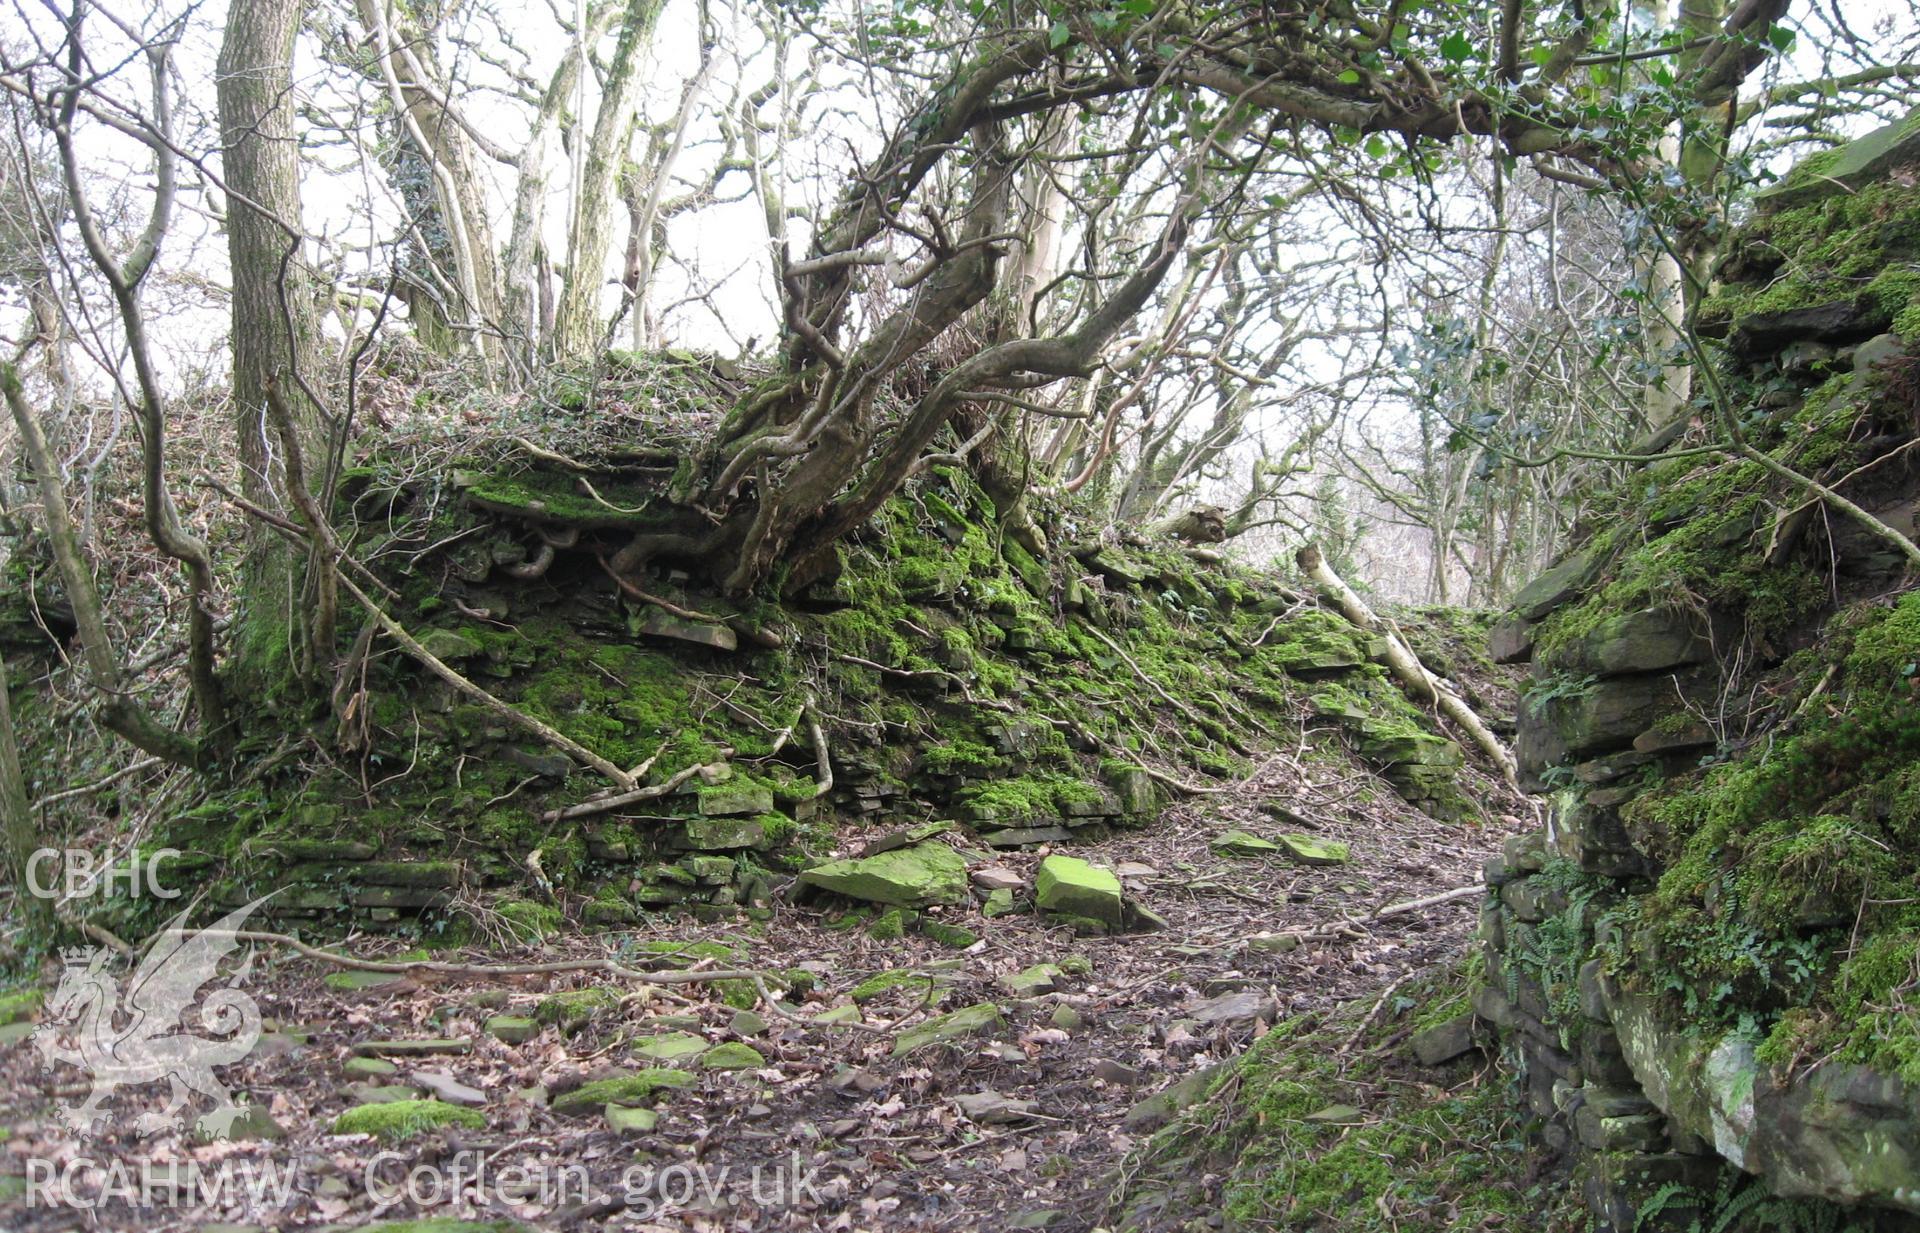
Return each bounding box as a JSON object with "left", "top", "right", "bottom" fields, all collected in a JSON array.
[
  {"left": 2, "top": 349, "right": 1495, "bottom": 949},
  {"left": 1479, "top": 110, "right": 1920, "bottom": 1232}
]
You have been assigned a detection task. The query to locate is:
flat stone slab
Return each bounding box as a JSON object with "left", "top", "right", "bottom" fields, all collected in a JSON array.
[
  {"left": 980, "top": 825, "right": 1076, "bottom": 847},
  {"left": 700, "top": 1042, "right": 766, "bottom": 1070},
  {"left": 412, "top": 1070, "right": 488, "bottom": 1107},
  {"left": 550, "top": 1069, "right": 696, "bottom": 1116},
  {"left": 954, "top": 1091, "right": 1039, "bottom": 1124},
  {"left": 1509, "top": 546, "right": 1603, "bottom": 620},
  {"left": 970, "top": 865, "right": 1026, "bottom": 891},
  {"left": 324, "top": 969, "right": 408, "bottom": 992},
  {"left": 485, "top": 1015, "right": 539, "bottom": 1045},
  {"left": 606, "top": 1104, "right": 660, "bottom": 1134},
  {"left": 698, "top": 782, "right": 774, "bottom": 816},
  {"left": 1000, "top": 964, "right": 1064, "bottom": 996},
  {"left": 634, "top": 1031, "right": 709, "bottom": 1063},
  {"left": 1124, "top": 1066, "right": 1219, "bottom": 1132},
  {"left": 198, "top": 1104, "right": 284, "bottom": 1142},
  {"left": 1034, "top": 855, "right": 1124, "bottom": 928},
  {"left": 351, "top": 1038, "right": 473, "bottom": 1058},
  {"left": 798, "top": 842, "right": 968, "bottom": 907},
  {"left": 345, "top": 1083, "right": 418, "bottom": 1105},
  {"left": 638, "top": 609, "right": 738, "bottom": 651},
  {"left": 1758, "top": 104, "right": 1920, "bottom": 211},
  {"left": 1409, "top": 1012, "right": 1481, "bottom": 1067},
  {"left": 1189, "top": 988, "right": 1278, "bottom": 1027},
  {"left": 675, "top": 817, "right": 771, "bottom": 850},
  {"left": 860, "top": 820, "right": 957, "bottom": 856},
  {"left": 1210, "top": 830, "right": 1281, "bottom": 857},
  {"left": 892, "top": 1003, "right": 1004, "bottom": 1057},
  {"left": 1277, "top": 834, "right": 1349, "bottom": 866}
]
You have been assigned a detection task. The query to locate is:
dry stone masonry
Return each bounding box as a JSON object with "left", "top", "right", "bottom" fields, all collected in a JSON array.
[
  {"left": 70, "top": 370, "right": 1491, "bottom": 952},
  {"left": 1479, "top": 111, "right": 1920, "bottom": 1232}
]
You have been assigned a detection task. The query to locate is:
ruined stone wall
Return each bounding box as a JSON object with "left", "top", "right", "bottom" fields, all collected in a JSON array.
[
  {"left": 1482, "top": 110, "right": 1920, "bottom": 1232},
  {"left": 19, "top": 386, "right": 1485, "bottom": 946}
]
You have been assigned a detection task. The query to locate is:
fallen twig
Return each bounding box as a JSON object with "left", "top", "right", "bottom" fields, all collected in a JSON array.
[{"left": 537, "top": 759, "right": 717, "bottom": 822}]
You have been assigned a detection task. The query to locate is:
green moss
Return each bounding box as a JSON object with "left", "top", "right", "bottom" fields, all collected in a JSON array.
[
  {"left": 632, "top": 938, "right": 740, "bottom": 965},
  {"left": 1533, "top": 455, "right": 1830, "bottom": 663},
  {"left": 866, "top": 909, "right": 909, "bottom": 940},
  {"left": 461, "top": 467, "right": 668, "bottom": 529},
  {"left": 0, "top": 988, "right": 42, "bottom": 1026},
  {"left": 1115, "top": 966, "right": 1530, "bottom": 1231},
  {"left": 495, "top": 899, "right": 563, "bottom": 943},
  {"left": 332, "top": 1100, "right": 485, "bottom": 1142},
  {"left": 1703, "top": 179, "right": 1920, "bottom": 333},
  {"left": 1615, "top": 594, "right": 1920, "bottom": 1048},
  {"left": 1824, "top": 927, "right": 1920, "bottom": 1082},
  {"left": 917, "top": 739, "right": 1004, "bottom": 776},
  {"left": 849, "top": 968, "right": 942, "bottom": 1004},
  {"left": 956, "top": 771, "right": 1102, "bottom": 823},
  {"left": 536, "top": 986, "right": 621, "bottom": 1027},
  {"left": 551, "top": 1069, "right": 696, "bottom": 1113}
]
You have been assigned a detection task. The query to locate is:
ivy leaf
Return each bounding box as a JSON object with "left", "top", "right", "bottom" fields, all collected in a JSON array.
[
  {"left": 1048, "top": 20, "right": 1071, "bottom": 49},
  {"left": 1766, "top": 23, "right": 1796, "bottom": 52},
  {"left": 1440, "top": 32, "right": 1473, "bottom": 62},
  {"left": 1337, "top": 68, "right": 1362, "bottom": 84},
  {"left": 1364, "top": 134, "right": 1389, "bottom": 158}
]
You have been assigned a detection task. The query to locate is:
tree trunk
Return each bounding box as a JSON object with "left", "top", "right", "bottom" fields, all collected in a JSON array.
[
  {"left": 1, "top": 365, "right": 201, "bottom": 768},
  {"left": 552, "top": 0, "right": 666, "bottom": 359},
  {"left": 217, "top": 0, "right": 329, "bottom": 690},
  {"left": 0, "top": 647, "right": 49, "bottom": 935},
  {"left": 352, "top": 0, "right": 505, "bottom": 365}
]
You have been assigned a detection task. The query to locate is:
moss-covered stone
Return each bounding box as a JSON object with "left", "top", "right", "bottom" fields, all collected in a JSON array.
[
  {"left": 550, "top": 1069, "right": 696, "bottom": 1115},
  {"left": 605, "top": 1105, "right": 659, "bottom": 1134},
  {"left": 633, "top": 1031, "right": 708, "bottom": 1063},
  {"left": 1756, "top": 104, "right": 1920, "bottom": 212},
  {"left": 918, "top": 920, "right": 978, "bottom": 948},
  {"left": 331, "top": 1100, "right": 485, "bottom": 1142},
  {"left": 1211, "top": 830, "right": 1281, "bottom": 858},
  {"left": 535, "top": 986, "right": 620, "bottom": 1031},
  {"left": 1034, "top": 855, "right": 1124, "bottom": 927},
  {"left": 797, "top": 843, "right": 968, "bottom": 907},
  {"left": 1277, "top": 834, "right": 1349, "bottom": 866},
  {"left": 891, "top": 1002, "right": 1004, "bottom": 1057},
  {"left": 700, "top": 1042, "right": 765, "bottom": 1070},
  {"left": 849, "top": 968, "right": 947, "bottom": 1004}
]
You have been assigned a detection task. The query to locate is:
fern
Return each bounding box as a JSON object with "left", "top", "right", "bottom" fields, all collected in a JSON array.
[
  {"left": 1635, "top": 1181, "right": 1697, "bottom": 1232},
  {"left": 1708, "top": 1179, "right": 1771, "bottom": 1233}
]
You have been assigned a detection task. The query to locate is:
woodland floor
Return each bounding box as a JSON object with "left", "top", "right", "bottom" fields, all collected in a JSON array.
[{"left": 0, "top": 754, "right": 1531, "bottom": 1233}]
